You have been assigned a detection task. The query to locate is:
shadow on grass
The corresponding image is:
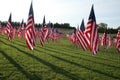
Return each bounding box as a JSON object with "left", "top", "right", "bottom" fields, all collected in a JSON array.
[
  {"left": 6, "top": 39, "right": 120, "bottom": 80},
  {"left": 47, "top": 45, "right": 119, "bottom": 64},
  {"left": 0, "top": 40, "right": 81, "bottom": 80},
  {"left": 1, "top": 34, "right": 118, "bottom": 63},
  {"left": 46, "top": 46, "right": 120, "bottom": 69},
  {"left": 45, "top": 51, "right": 120, "bottom": 79},
  {"left": 1, "top": 37, "right": 120, "bottom": 80},
  {"left": 47, "top": 44, "right": 119, "bottom": 63},
  {"left": 40, "top": 46, "right": 120, "bottom": 80},
  {"left": 0, "top": 50, "right": 41, "bottom": 80},
  {"left": 14, "top": 41, "right": 120, "bottom": 70}
]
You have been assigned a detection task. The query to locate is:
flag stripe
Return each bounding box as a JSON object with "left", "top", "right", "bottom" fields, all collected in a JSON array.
[
  {"left": 76, "top": 29, "right": 87, "bottom": 50},
  {"left": 25, "top": 2, "right": 36, "bottom": 50},
  {"left": 116, "top": 30, "right": 120, "bottom": 52},
  {"left": 25, "top": 32, "right": 33, "bottom": 50},
  {"left": 84, "top": 5, "right": 98, "bottom": 55}
]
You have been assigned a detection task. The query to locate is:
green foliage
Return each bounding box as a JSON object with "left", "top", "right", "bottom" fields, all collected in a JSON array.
[
  {"left": 98, "top": 23, "right": 108, "bottom": 28},
  {"left": 98, "top": 27, "right": 118, "bottom": 34},
  {"left": 97, "top": 22, "right": 118, "bottom": 34},
  {"left": 0, "top": 21, "right": 75, "bottom": 29},
  {"left": 0, "top": 20, "right": 119, "bottom": 31},
  {"left": 53, "top": 23, "right": 75, "bottom": 29},
  {"left": 98, "top": 26, "right": 105, "bottom": 33},
  {"left": 108, "top": 28, "right": 118, "bottom": 34}
]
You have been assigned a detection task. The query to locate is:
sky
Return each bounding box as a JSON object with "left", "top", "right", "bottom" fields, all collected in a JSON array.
[{"left": 0, "top": 0, "right": 120, "bottom": 28}]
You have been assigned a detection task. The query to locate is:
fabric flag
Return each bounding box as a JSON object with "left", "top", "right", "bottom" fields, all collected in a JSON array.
[
  {"left": 39, "top": 16, "right": 50, "bottom": 46},
  {"left": 101, "top": 28, "right": 107, "bottom": 48},
  {"left": 47, "top": 21, "right": 53, "bottom": 38},
  {"left": 24, "top": 2, "right": 36, "bottom": 50},
  {"left": 39, "top": 31, "right": 44, "bottom": 47},
  {"left": 41, "top": 16, "right": 49, "bottom": 41},
  {"left": 39, "top": 16, "right": 47, "bottom": 46},
  {"left": 45, "top": 21, "right": 52, "bottom": 42},
  {"left": 76, "top": 24, "right": 87, "bottom": 51},
  {"left": 53, "top": 28, "right": 63, "bottom": 41},
  {"left": 84, "top": 5, "right": 99, "bottom": 55},
  {"left": 6, "top": 13, "right": 13, "bottom": 41},
  {"left": 70, "top": 29, "right": 76, "bottom": 44},
  {"left": 66, "top": 29, "right": 77, "bottom": 46},
  {"left": 17, "top": 19, "right": 25, "bottom": 38},
  {"left": 80, "top": 19, "right": 85, "bottom": 32},
  {"left": 116, "top": 29, "right": 120, "bottom": 52},
  {"left": 73, "top": 28, "right": 79, "bottom": 47}
]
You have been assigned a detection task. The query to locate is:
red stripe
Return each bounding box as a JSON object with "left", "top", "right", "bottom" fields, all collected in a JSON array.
[
  {"left": 76, "top": 29, "right": 87, "bottom": 50},
  {"left": 25, "top": 32, "right": 33, "bottom": 50},
  {"left": 6, "top": 21, "right": 13, "bottom": 41},
  {"left": 85, "top": 20, "right": 98, "bottom": 55},
  {"left": 25, "top": 16, "right": 35, "bottom": 50},
  {"left": 116, "top": 30, "right": 120, "bottom": 52},
  {"left": 39, "top": 31, "right": 44, "bottom": 47}
]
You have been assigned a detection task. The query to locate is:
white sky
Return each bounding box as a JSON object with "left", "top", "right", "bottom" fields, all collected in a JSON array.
[{"left": 0, "top": 0, "right": 120, "bottom": 28}]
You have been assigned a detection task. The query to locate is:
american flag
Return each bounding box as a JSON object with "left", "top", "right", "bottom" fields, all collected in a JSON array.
[
  {"left": 39, "top": 16, "right": 48, "bottom": 46},
  {"left": 116, "top": 29, "right": 120, "bottom": 52},
  {"left": 101, "top": 28, "right": 107, "bottom": 48},
  {"left": 6, "top": 13, "right": 13, "bottom": 41},
  {"left": 41, "top": 16, "right": 49, "bottom": 41},
  {"left": 70, "top": 29, "right": 76, "bottom": 44},
  {"left": 76, "top": 22, "right": 87, "bottom": 51},
  {"left": 52, "top": 28, "right": 63, "bottom": 41},
  {"left": 46, "top": 21, "right": 53, "bottom": 41},
  {"left": 84, "top": 5, "right": 99, "bottom": 55},
  {"left": 80, "top": 19, "right": 85, "bottom": 32},
  {"left": 39, "top": 31, "right": 44, "bottom": 47},
  {"left": 17, "top": 19, "right": 25, "bottom": 38},
  {"left": 66, "top": 29, "right": 76, "bottom": 44},
  {"left": 24, "top": 2, "right": 36, "bottom": 50}
]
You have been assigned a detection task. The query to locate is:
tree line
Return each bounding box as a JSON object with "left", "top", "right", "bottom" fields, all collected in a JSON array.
[
  {"left": 0, "top": 21, "right": 118, "bottom": 34},
  {"left": 0, "top": 21, "right": 75, "bottom": 29},
  {"left": 97, "top": 23, "right": 118, "bottom": 34}
]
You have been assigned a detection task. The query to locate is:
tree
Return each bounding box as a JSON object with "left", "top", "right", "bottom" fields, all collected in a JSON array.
[
  {"left": 117, "top": 26, "right": 120, "bottom": 30},
  {"left": 98, "top": 23, "right": 107, "bottom": 28},
  {"left": 97, "top": 23, "right": 108, "bottom": 33},
  {"left": 53, "top": 23, "right": 74, "bottom": 29}
]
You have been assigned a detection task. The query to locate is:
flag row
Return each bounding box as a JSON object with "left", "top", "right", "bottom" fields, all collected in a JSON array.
[
  {"left": 66, "top": 5, "right": 120, "bottom": 54},
  {"left": 0, "top": 2, "right": 63, "bottom": 50},
  {"left": 0, "top": 2, "right": 120, "bottom": 55}
]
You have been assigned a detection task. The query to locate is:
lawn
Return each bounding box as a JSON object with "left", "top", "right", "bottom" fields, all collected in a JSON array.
[{"left": 0, "top": 34, "right": 120, "bottom": 80}]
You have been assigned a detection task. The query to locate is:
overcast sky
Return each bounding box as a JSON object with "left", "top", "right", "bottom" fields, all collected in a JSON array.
[{"left": 0, "top": 0, "right": 120, "bottom": 28}]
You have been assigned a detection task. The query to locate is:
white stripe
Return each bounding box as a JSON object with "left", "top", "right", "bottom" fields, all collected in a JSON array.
[
  {"left": 27, "top": 30, "right": 32, "bottom": 40},
  {"left": 91, "top": 22, "right": 95, "bottom": 48},
  {"left": 25, "top": 33, "right": 33, "bottom": 50},
  {"left": 77, "top": 32, "right": 86, "bottom": 50},
  {"left": 78, "top": 30, "right": 87, "bottom": 48},
  {"left": 85, "top": 28, "right": 91, "bottom": 32},
  {"left": 93, "top": 25, "right": 97, "bottom": 52}
]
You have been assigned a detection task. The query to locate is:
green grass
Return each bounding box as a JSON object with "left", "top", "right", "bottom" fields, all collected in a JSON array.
[{"left": 0, "top": 34, "right": 120, "bottom": 80}]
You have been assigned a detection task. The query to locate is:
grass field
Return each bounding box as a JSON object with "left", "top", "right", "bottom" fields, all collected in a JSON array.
[{"left": 0, "top": 34, "right": 120, "bottom": 80}]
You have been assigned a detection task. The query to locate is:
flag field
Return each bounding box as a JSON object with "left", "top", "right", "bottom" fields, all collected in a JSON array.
[{"left": 0, "top": 34, "right": 120, "bottom": 80}]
